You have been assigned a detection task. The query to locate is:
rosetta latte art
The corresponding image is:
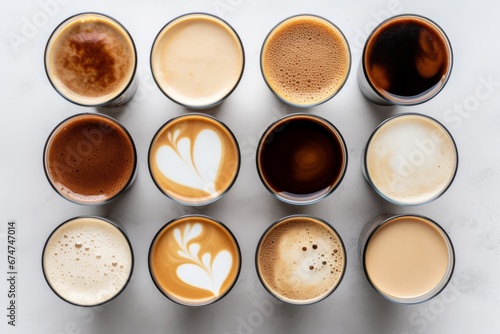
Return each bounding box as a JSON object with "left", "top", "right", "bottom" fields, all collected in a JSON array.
[
  {"left": 173, "top": 223, "right": 233, "bottom": 296},
  {"left": 156, "top": 128, "right": 222, "bottom": 195}
]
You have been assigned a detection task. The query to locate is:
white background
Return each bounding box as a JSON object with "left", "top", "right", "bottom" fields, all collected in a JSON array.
[{"left": 1, "top": 0, "right": 500, "bottom": 333}]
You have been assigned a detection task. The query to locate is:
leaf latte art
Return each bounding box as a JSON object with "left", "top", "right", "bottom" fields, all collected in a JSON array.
[
  {"left": 149, "top": 215, "right": 240, "bottom": 306},
  {"left": 149, "top": 114, "right": 240, "bottom": 205}
]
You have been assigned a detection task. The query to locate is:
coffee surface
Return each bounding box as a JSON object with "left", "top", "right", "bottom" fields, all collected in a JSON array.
[
  {"left": 364, "top": 16, "right": 449, "bottom": 99},
  {"left": 149, "top": 114, "right": 239, "bottom": 205},
  {"left": 149, "top": 216, "right": 240, "bottom": 305},
  {"left": 47, "top": 14, "right": 135, "bottom": 104},
  {"left": 365, "top": 114, "right": 457, "bottom": 205},
  {"left": 364, "top": 216, "right": 450, "bottom": 299},
  {"left": 45, "top": 114, "right": 136, "bottom": 204},
  {"left": 43, "top": 217, "right": 133, "bottom": 306},
  {"left": 257, "top": 217, "right": 345, "bottom": 304},
  {"left": 258, "top": 116, "right": 345, "bottom": 202},
  {"left": 261, "top": 16, "right": 350, "bottom": 105},
  {"left": 151, "top": 14, "right": 244, "bottom": 107}
]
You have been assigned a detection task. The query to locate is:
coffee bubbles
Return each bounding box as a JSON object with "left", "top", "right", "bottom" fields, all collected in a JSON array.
[{"left": 42, "top": 217, "right": 133, "bottom": 306}]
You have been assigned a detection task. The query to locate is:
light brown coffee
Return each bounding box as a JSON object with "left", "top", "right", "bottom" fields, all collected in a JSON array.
[
  {"left": 45, "top": 13, "right": 136, "bottom": 106},
  {"left": 149, "top": 215, "right": 240, "bottom": 306},
  {"left": 149, "top": 114, "right": 240, "bottom": 205},
  {"left": 256, "top": 216, "right": 345, "bottom": 304},
  {"left": 261, "top": 15, "right": 350, "bottom": 106}
]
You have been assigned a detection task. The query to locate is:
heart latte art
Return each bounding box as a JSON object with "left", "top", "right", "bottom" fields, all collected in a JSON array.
[
  {"left": 149, "top": 215, "right": 241, "bottom": 306},
  {"left": 149, "top": 114, "right": 240, "bottom": 205}
]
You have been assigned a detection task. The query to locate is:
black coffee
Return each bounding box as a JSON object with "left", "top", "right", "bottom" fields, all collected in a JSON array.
[
  {"left": 258, "top": 116, "right": 345, "bottom": 201},
  {"left": 364, "top": 17, "right": 449, "bottom": 98}
]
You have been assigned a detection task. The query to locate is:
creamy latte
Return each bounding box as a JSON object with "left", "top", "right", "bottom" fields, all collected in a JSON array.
[
  {"left": 149, "top": 215, "right": 241, "bottom": 306},
  {"left": 149, "top": 114, "right": 240, "bottom": 206}
]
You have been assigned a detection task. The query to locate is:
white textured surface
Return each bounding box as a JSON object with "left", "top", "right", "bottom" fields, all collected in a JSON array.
[{"left": 1, "top": 0, "right": 499, "bottom": 333}]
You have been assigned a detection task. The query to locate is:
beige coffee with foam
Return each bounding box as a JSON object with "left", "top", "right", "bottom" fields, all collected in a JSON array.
[
  {"left": 149, "top": 215, "right": 240, "bottom": 306},
  {"left": 256, "top": 216, "right": 345, "bottom": 304},
  {"left": 261, "top": 15, "right": 350, "bottom": 106},
  {"left": 149, "top": 114, "right": 240, "bottom": 205},
  {"left": 365, "top": 114, "right": 457, "bottom": 205},
  {"left": 45, "top": 13, "right": 136, "bottom": 106},
  {"left": 42, "top": 217, "right": 133, "bottom": 306}
]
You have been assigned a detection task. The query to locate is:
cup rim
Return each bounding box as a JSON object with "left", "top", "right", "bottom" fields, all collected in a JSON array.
[
  {"left": 43, "top": 112, "right": 138, "bottom": 206},
  {"left": 148, "top": 112, "right": 241, "bottom": 206},
  {"left": 41, "top": 216, "right": 135, "bottom": 307},
  {"left": 256, "top": 113, "right": 348, "bottom": 205},
  {"left": 44, "top": 12, "right": 138, "bottom": 107},
  {"left": 361, "top": 13, "right": 454, "bottom": 106},
  {"left": 254, "top": 214, "right": 347, "bottom": 305},
  {"left": 361, "top": 213, "right": 455, "bottom": 304},
  {"left": 148, "top": 214, "right": 242, "bottom": 307},
  {"left": 150, "top": 12, "right": 245, "bottom": 109},
  {"left": 260, "top": 14, "right": 351, "bottom": 108},
  {"left": 363, "top": 112, "right": 459, "bottom": 206}
]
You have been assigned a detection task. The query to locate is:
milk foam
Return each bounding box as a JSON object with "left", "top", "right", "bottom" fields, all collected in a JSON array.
[
  {"left": 43, "top": 217, "right": 132, "bottom": 306},
  {"left": 366, "top": 114, "right": 457, "bottom": 205},
  {"left": 151, "top": 14, "right": 244, "bottom": 107},
  {"left": 257, "top": 217, "right": 345, "bottom": 304}
]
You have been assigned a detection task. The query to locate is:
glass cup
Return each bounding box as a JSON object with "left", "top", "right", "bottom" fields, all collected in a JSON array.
[
  {"left": 357, "top": 14, "right": 453, "bottom": 105},
  {"left": 42, "top": 216, "right": 134, "bottom": 306},
  {"left": 149, "top": 215, "right": 241, "bottom": 306},
  {"left": 43, "top": 113, "right": 137, "bottom": 205},
  {"left": 362, "top": 113, "right": 458, "bottom": 205},
  {"left": 260, "top": 15, "right": 351, "bottom": 107},
  {"left": 44, "top": 13, "right": 138, "bottom": 108},
  {"left": 150, "top": 13, "right": 245, "bottom": 109},
  {"left": 255, "top": 215, "right": 346, "bottom": 305},
  {"left": 256, "top": 114, "right": 348, "bottom": 205},
  {"left": 359, "top": 213, "right": 455, "bottom": 304},
  {"left": 148, "top": 113, "right": 240, "bottom": 206}
]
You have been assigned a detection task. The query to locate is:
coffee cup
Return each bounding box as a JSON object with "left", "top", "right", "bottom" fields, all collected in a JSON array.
[
  {"left": 44, "top": 13, "right": 138, "bottom": 108},
  {"left": 359, "top": 213, "right": 455, "bottom": 304},
  {"left": 260, "top": 15, "right": 350, "bottom": 107},
  {"left": 150, "top": 13, "right": 245, "bottom": 109},
  {"left": 357, "top": 14, "right": 453, "bottom": 105},
  {"left": 43, "top": 113, "right": 137, "bottom": 205},
  {"left": 363, "top": 113, "right": 458, "bottom": 205},
  {"left": 256, "top": 114, "right": 347, "bottom": 205},
  {"left": 149, "top": 215, "right": 241, "bottom": 306},
  {"left": 256, "top": 215, "right": 346, "bottom": 305},
  {"left": 149, "top": 113, "right": 240, "bottom": 206},
  {"left": 42, "top": 216, "right": 134, "bottom": 306}
]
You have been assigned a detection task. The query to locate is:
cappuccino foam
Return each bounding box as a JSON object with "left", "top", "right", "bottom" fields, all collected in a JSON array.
[
  {"left": 43, "top": 217, "right": 133, "bottom": 306},
  {"left": 365, "top": 114, "right": 457, "bottom": 205},
  {"left": 261, "top": 16, "right": 350, "bottom": 106},
  {"left": 46, "top": 13, "right": 136, "bottom": 105},
  {"left": 257, "top": 216, "right": 345, "bottom": 304}
]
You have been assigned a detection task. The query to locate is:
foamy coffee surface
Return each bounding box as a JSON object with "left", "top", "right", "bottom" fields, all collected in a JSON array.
[
  {"left": 366, "top": 114, "right": 457, "bottom": 205},
  {"left": 45, "top": 114, "right": 136, "bottom": 204},
  {"left": 43, "top": 217, "right": 133, "bottom": 306},
  {"left": 46, "top": 13, "right": 135, "bottom": 105},
  {"left": 262, "top": 16, "right": 350, "bottom": 106},
  {"left": 149, "top": 114, "right": 239, "bottom": 205},
  {"left": 151, "top": 14, "right": 244, "bottom": 107},
  {"left": 149, "top": 216, "right": 240, "bottom": 306},
  {"left": 257, "top": 217, "right": 345, "bottom": 304}
]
